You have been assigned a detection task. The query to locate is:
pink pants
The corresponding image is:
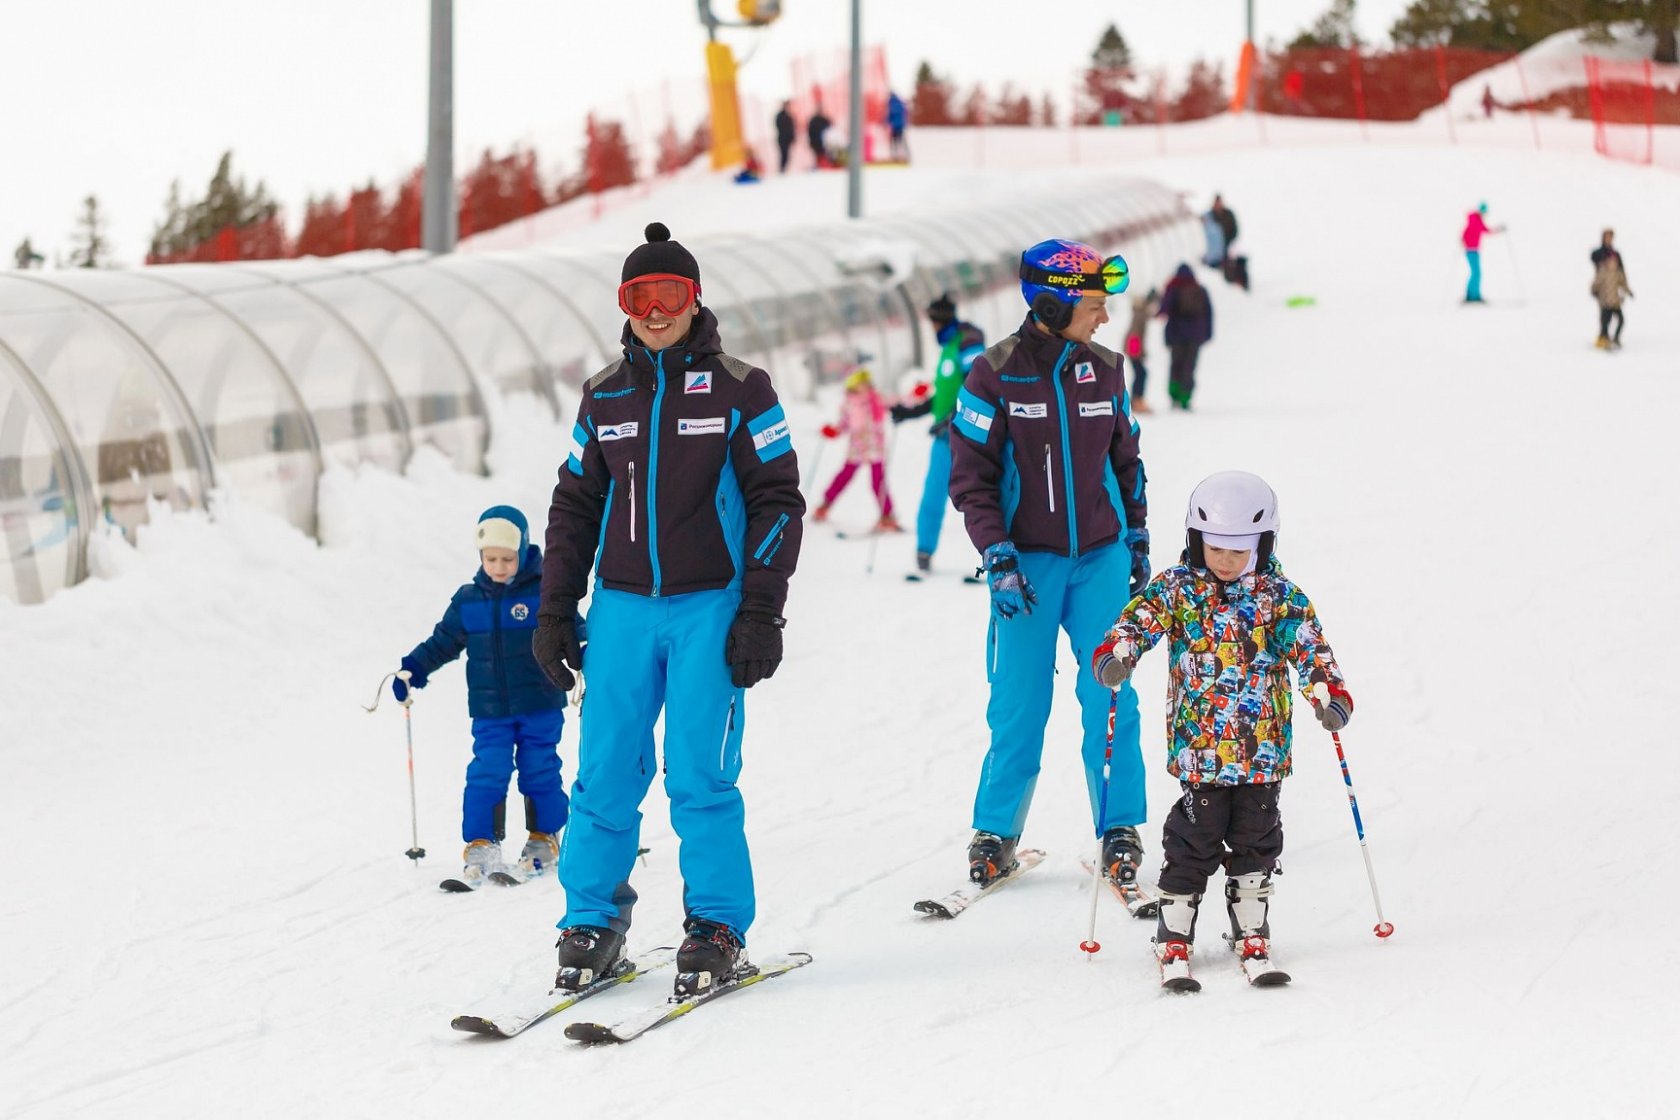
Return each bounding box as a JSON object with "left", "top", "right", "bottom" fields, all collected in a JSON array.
[{"left": 823, "top": 460, "right": 893, "bottom": 515}]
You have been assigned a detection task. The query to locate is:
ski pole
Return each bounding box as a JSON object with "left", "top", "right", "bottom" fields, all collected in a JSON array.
[
  {"left": 364, "top": 671, "right": 426, "bottom": 864},
  {"left": 865, "top": 420, "right": 902, "bottom": 576},
  {"left": 1328, "top": 724, "right": 1392, "bottom": 938},
  {"left": 1501, "top": 229, "right": 1527, "bottom": 304},
  {"left": 1079, "top": 690, "right": 1119, "bottom": 958}
]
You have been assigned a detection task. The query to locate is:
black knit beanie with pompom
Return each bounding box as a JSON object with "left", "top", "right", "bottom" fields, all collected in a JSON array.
[{"left": 621, "top": 222, "right": 701, "bottom": 287}]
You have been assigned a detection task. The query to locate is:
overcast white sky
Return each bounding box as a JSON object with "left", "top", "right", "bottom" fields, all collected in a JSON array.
[{"left": 0, "top": 0, "right": 1414, "bottom": 265}]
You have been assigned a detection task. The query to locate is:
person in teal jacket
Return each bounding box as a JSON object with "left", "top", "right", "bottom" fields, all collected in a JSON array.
[{"left": 891, "top": 292, "right": 985, "bottom": 579}]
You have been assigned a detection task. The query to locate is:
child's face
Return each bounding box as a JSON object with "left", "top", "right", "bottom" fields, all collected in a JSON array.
[
  {"left": 480, "top": 547, "right": 519, "bottom": 583},
  {"left": 1205, "top": 545, "right": 1252, "bottom": 582}
]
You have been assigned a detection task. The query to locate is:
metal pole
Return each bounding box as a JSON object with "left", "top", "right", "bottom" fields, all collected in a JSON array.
[
  {"left": 847, "top": 0, "right": 863, "bottom": 218},
  {"left": 423, "top": 0, "right": 457, "bottom": 254},
  {"left": 1246, "top": 0, "right": 1258, "bottom": 116}
]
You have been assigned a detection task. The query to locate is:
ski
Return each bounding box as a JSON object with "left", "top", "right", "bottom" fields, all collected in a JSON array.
[
  {"left": 451, "top": 947, "right": 677, "bottom": 1038},
  {"left": 1078, "top": 858, "right": 1161, "bottom": 919},
  {"left": 564, "top": 952, "right": 813, "bottom": 1045},
  {"left": 1156, "top": 940, "right": 1200, "bottom": 993},
  {"left": 1227, "top": 935, "right": 1292, "bottom": 987},
  {"left": 912, "top": 848, "right": 1047, "bottom": 919},
  {"left": 439, "top": 878, "right": 481, "bottom": 893}
]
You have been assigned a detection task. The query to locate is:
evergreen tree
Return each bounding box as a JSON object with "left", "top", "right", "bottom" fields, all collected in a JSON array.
[
  {"left": 67, "top": 195, "right": 113, "bottom": 269},
  {"left": 1092, "top": 23, "right": 1132, "bottom": 69},
  {"left": 1175, "top": 58, "right": 1228, "bottom": 122},
  {"left": 1083, "top": 22, "right": 1136, "bottom": 123},
  {"left": 13, "top": 237, "right": 45, "bottom": 269},
  {"left": 911, "top": 60, "right": 954, "bottom": 126},
  {"left": 1290, "top": 0, "right": 1362, "bottom": 49}
]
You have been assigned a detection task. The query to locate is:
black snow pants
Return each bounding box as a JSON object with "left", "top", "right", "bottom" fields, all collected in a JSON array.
[
  {"left": 1168, "top": 342, "right": 1202, "bottom": 405},
  {"left": 1157, "top": 782, "right": 1283, "bottom": 894}
]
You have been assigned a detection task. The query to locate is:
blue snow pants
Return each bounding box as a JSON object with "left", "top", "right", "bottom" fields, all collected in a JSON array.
[
  {"left": 1465, "top": 250, "right": 1482, "bottom": 301},
  {"left": 463, "top": 710, "right": 568, "bottom": 842},
  {"left": 916, "top": 430, "right": 953, "bottom": 556},
  {"left": 972, "top": 544, "right": 1146, "bottom": 839},
  {"left": 558, "top": 588, "right": 752, "bottom": 939}
]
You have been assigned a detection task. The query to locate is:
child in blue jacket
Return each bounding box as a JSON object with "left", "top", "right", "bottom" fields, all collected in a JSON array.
[{"left": 393, "top": 506, "right": 574, "bottom": 884}]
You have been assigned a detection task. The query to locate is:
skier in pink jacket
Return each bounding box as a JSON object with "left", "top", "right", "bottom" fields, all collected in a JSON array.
[
  {"left": 813, "top": 367, "right": 910, "bottom": 533},
  {"left": 1461, "top": 202, "right": 1504, "bottom": 304}
]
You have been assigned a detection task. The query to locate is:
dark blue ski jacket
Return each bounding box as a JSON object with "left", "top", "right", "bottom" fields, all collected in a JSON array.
[{"left": 404, "top": 545, "right": 568, "bottom": 719}]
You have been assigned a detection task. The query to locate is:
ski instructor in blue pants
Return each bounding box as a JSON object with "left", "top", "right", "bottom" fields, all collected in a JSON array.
[
  {"left": 949, "top": 238, "right": 1152, "bottom": 891},
  {"left": 535, "top": 223, "right": 805, "bottom": 994}
]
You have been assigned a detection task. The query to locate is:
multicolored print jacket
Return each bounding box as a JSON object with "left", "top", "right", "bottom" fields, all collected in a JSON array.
[{"left": 1106, "top": 557, "right": 1346, "bottom": 786}]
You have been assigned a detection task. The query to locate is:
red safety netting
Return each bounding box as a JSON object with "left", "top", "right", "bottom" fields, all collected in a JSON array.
[{"left": 1585, "top": 55, "right": 1680, "bottom": 166}]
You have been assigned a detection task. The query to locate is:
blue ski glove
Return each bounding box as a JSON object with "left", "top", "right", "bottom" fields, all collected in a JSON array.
[
  {"left": 392, "top": 656, "right": 428, "bottom": 704},
  {"left": 983, "top": 541, "right": 1037, "bottom": 620},
  {"left": 1126, "top": 527, "right": 1150, "bottom": 599}
]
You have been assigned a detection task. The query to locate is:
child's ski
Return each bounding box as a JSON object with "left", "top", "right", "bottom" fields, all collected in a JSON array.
[
  {"left": 451, "top": 947, "right": 677, "bottom": 1038},
  {"left": 912, "top": 848, "right": 1047, "bottom": 919},
  {"left": 564, "top": 952, "right": 813, "bottom": 1045},
  {"left": 439, "top": 878, "right": 481, "bottom": 893},
  {"left": 1227, "top": 935, "right": 1292, "bottom": 987},
  {"left": 1079, "top": 858, "right": 1161, "bottom": 919},
  {"left": 1156, "top": 940, "right": 1200, "bottom": 993}
]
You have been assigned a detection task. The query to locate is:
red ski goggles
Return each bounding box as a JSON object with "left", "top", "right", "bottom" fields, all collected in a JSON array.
[
  {"left": 617, "top": 274, "right": 699, "bottom": 319},
  {"left": 1018, "top": 253, "right": 1130, "bottom": 296}
]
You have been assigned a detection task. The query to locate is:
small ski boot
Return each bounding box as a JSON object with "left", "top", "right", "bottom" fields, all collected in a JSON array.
[
  {"left": 915, "top": 550, "right": 932, "bottom": 575},
  {"left": 517, "top": 831, "right": 559, "bottom": 878},
  {"left": 966, "top": 831, "right": 1019, "bottom": 887},
  {"left": 875, "top": 512, "right": 903, "bottom": 533},
  {"left": 461, "top": 839, "right": 505, "bottom": 885},
  {"left": 1155, "top": 889, "right": 1202, "bottom": 991},
  {"left": 555, "top": 925, "right": 627, "bottom": 990},
  {"left": 1100, "top": 826, "right": 1145, "bottom": 886},
  {"left": 1155, "top": 939, "right": 1200, "bottom": 992},
  {"left": 674, "top": 918, "right": 746, "bottom": 996},
  {"left": 1224, "top": 872, "right": 1290, "bottom": 985},
  {"left": 812, "top": 504, "right": 831, "bottom": 524}
]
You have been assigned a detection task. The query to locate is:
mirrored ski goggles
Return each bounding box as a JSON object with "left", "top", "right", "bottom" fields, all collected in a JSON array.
[
  {"left": 617, "top": 274, "right": 699, "bottom": 319},
  {"left": 1018, "top": 253, "right": 1130, "bottom": 297}
]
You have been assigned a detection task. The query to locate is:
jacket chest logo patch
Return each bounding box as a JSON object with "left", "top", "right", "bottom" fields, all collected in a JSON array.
[
  {"left": 685, "top": 371, "right": 711, "bottom": 394},
  {"left": 598, "top": 421, "right": 639, "bottom": 441},
  {"left": 1079, "top": 401, "right": 1114, "bottom": 417},
  {"left": 510, "top": 603, "right": 530, "bottom": 621},
  {"left": 679, "top": 417, "right": 726, "bottom": 435},
  {"left": 1008, "top": 401, "right": 1047, "bottom": 419},
  {"left": 1075, "top": 362, "right": 1096, "bottom": 384}
]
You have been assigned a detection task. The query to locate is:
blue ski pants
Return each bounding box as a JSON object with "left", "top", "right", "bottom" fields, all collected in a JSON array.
[
  {"left": 463, "top": 710, "right": 568, "bottom": 842},
  {"left": 1465, "top": 249, "right": 1482, "bottom": 301},
  {"left": 972, "top": 544, "right": 1146, "bottom": 839},
  {"left": 558, "top": 588, "right": 752, "bottom": 939},
  {"left": 916, "top": 430, "right": 953, "bottom": 556}
]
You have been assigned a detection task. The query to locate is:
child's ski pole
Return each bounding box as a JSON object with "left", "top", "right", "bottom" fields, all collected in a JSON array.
[
  {"left": 1316, "top": 691, "right": 1391, "bottom": 938},
  {"left": 1079, "top": 690, "right": 1119, "bottom": 957},
  {"left": 365, "top": 671, "right": 427, "bottom": 864}
]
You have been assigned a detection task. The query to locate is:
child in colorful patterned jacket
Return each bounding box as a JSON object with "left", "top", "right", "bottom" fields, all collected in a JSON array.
[
  {"left": 1090, "top": 471, "right": 1353, "bottom": 975},
  {"left": 393, "top": 506, "right": 578, "bottom": 886}
]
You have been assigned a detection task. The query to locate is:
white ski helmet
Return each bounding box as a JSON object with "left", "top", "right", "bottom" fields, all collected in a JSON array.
[{"left": 1184, "top": 471, "right": 1279, "bottom": 569}]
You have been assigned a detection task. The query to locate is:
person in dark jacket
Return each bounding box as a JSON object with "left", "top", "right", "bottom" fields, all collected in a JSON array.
[
  {"left": 1158, "top": 263, "right": 1213, "bottom": 410},
  {"left": 1209, "top": 195, "right": 1238, "bottom": 261},
  {"left": 807, "top": 104, "right": 833, "bottom": 168},
  {"left": 947, "top": 238, "right": 1153, "bottom": 895},
  {"left": 887, "top": 90, "right": 909, "bottom": 162},
  {"left": 395, "top": 505, "right": 571, "bottom": 886},
  {"left": 774, "top": 102, "right": 796, "bottom": 173},
  {"left": 535, "top": 223, "right": 805, "bottom": 994},
  {"left": 1591, "top": 228, "right": 1632, "bottom": 349}
]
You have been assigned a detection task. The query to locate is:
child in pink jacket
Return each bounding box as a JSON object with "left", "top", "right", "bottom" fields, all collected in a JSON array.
[
  {"left": 813, "top": 368, "right": 906, "bottom": 532},
  {"left": 1461, "top": 202, "right": 1504, "bottom": 304}
]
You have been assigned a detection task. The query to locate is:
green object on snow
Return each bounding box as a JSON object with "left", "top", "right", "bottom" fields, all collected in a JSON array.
[{"left": 1285, "top": 295, "right": 1317, "bottom": 308}]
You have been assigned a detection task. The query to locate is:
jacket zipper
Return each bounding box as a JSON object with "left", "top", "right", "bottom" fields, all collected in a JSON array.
[
  {"left": 629, "top": 460, "right": 637, "bottom": 543},
  {"left": 1043, "top": 444, "right": 1055, "bottom": 513},
  {"left": 1049, "top": 342, "right": 1079, "bottom": 559},
  {"left": 647, "top": 351, "right": 667, "bottom": 597},
  {"left": 491, "top": 581, "right": 509, "bottom": 710}
]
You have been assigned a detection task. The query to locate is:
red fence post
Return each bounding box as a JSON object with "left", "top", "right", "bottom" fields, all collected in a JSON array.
[
  {"left": 1515, "top": 57, "right": 1542, "bottom": 149},
  {"left": 1350, "top": 46, "right": 1368, "bottom": 140},
  {"left": 1643, "top": 58, "right": 1655, "bottom": 165}
]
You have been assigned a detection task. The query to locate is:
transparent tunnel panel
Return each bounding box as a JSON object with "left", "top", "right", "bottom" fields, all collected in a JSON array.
[
  {"left": 0, "top": 278, "right": 206, "bottom": 543},
  {"left": 0, "top": 346, "right": 81, "bottom": 604}
]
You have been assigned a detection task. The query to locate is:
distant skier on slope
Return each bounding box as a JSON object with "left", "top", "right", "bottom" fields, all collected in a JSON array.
[
  {"left": 1123, "top": 286, "right": 1161, "bottom": 415},
  {"left": 1092, "top": 471, "right": 1353, "bottom": 988},
  {"left": 1461, "top": 202, "right": 1504, "bottom": 304},
  {"left": 392, "top": 505, "right": 573, "bottom": 887},
  {"left": 948, "top": 238, "right": 1152, "bottom": 893},
  {"left": 535, "top": 223, "right": 805, "bottom": 996},
  {"left": 814, "top": 366, "right": 904, "bottom": 533},
  {"left": 1590, "top": 228, "right": 1632, "bottom": 350},
  {"left": 1158, "top": 264, "right": 1214, "bottom": 411},
  {"left": 891, "top": 292, "right": 986, "bottom": 577}
]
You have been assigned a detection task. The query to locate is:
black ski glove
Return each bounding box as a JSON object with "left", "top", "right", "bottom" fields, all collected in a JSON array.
[
  {"left": 534, "top": 606, "right": 582, "bottom": 691},
  {"left": 725, "top": 605, "right": 786, "bottom": 688}
]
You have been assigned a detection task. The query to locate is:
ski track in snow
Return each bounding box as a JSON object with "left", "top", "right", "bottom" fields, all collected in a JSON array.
[{"left": 6, "top": 119, "right": 1680, "bottom": 1118}]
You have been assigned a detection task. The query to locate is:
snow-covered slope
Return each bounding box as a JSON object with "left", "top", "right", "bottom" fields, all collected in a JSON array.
[{"left": 5, "top": 121, "right": 1678, "bottom": 1118}]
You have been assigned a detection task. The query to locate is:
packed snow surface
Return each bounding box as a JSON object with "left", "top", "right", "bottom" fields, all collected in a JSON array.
[{"left": 6, "top": 117, "right": 1677, "bottom": 1118}]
